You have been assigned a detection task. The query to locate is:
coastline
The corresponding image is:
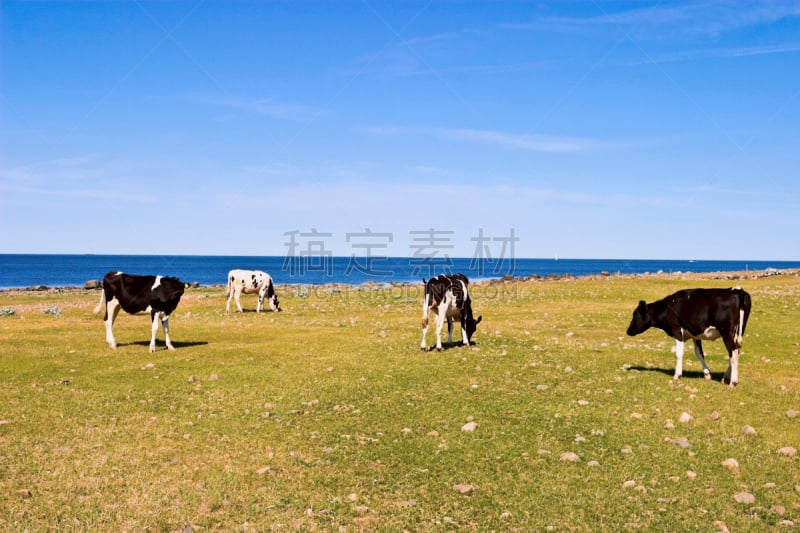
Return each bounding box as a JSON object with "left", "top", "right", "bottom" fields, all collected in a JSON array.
[{"left": 2, "top": 267, "right": 797, "bottom": 295}]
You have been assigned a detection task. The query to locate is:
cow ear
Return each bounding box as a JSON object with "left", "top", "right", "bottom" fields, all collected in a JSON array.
[
  {"left": 637, "top": 300, "right": 646, "bottom": 310},
  {"left": 475, "top": 315, "right": 482, "bottom": 325}
]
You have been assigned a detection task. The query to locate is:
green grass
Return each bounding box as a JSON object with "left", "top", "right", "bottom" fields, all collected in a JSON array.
[{"left": 1, "top": 274, "right": 799, "bottom": 531}]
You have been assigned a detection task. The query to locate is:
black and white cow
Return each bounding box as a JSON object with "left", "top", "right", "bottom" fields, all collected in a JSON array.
[
  {"left": 93, "top": 271, "right": 186, "bottom": 353},
  {"left": 626, "top": 287, "right": 752, "bottom": 387},
  {"left": 420, "top": 274, "right": 482, "bottom": 351},
  {"left": 226, "top": 269, "right": 280, "bottom": 313}
]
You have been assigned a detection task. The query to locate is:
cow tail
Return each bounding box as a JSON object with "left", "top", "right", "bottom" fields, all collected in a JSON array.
[
  {"left": 225, "top": 274, "right": 232, "bottom": 297},
  {"left": 93, "top": 289, "right": 106, "bottom": 316},
  {"left": 736, "top": 288, "right": 751, "bottom": 347}
]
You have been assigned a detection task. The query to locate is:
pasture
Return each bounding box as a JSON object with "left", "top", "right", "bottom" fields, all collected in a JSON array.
[{"left": 1, "top": 272, "right": 798, "bottom": 531}]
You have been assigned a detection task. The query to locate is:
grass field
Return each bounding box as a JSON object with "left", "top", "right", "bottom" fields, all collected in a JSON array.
[{"left": 1, "top": 272, "right": 799, "bottom": 531}]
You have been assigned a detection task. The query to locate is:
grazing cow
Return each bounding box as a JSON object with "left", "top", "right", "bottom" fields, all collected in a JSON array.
[
  {"left": 226, "top": 269, "right": 280, "bottom": 313},
  {"left": 93, "top": 271, "right": 186, "bottom": 353},
  {"left": 420, "top": 274, "right": 482, "bottom": 351},
  {"left": 626, "top": 287, "right": 751, "bottom": 387}
]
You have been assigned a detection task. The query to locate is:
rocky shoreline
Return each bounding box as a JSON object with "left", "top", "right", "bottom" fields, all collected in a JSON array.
[{"left": 2, "top": 267, "right": 797, "bottom": 295}]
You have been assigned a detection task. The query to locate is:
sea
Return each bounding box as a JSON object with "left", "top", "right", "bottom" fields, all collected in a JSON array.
[{"left": 1, "top": 254, "right": 799, "bottom": 290}]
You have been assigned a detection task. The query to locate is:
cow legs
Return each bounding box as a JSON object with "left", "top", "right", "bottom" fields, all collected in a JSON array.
[
  {"left": 256, "top": 290, "right": 265, "bottom": 313},
  {"left": 421, "top": 294, "right": 432, "bottom": 351},
  {"left": 226, "top": 287, "right": 244, "bottom": 313},
  {"left": 150, "top": 312, "right": 160, "bottom": 352},
  {"left": 420, "top": 317, "right": 429, "bottom": 351},
  {"left": 434, "top": 312, "right": 446, "bottom": 351},
  {"left": 673, "top": 339, "right": 684, "bottom": 379},
  {"left": 692, "top": 340, "right": 712, "bottom": 379},
  {"left": 162, "top": 314, "right": 175, "bottom": 351},
  {"left": 150, "top": 311, "right": 175, "bottom": 352},
  {"left": 446, "top": 318, "right": 454, "bottom": 345},
  {"left": 721, "top": 335, "right": 739, "bottom": 387},
  {"left": 104, "top": 298, "right": 121, "bottom": 349}
]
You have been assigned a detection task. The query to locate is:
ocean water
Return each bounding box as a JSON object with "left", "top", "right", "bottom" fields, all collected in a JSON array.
[{"left": 1, "top": 254, "right": 798, "bottom": 289}]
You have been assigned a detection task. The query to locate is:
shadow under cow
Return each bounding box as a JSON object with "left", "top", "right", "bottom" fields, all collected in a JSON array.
[
  {"left": 627, "top": 365, "right": 726, "bottom": 382},
  {"left": 124, "top": 340, "right": 209, "bottom": 350}
]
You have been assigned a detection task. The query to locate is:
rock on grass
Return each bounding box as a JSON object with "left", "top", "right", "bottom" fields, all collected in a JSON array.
[
  {"left": 733, "top": 492, "right": 755, "bottom": 504},
  {"left": 777, "top": 446, "right": 797, "bottom": 457},
  {"left": 560, "top": 452, "right": 580, "bottom": 462},
  {"left": 722, "top": 458, "right": 739, "bottom": 470},
  {"left": 452, "top": 484, "right": 476, "bottom": 494}
]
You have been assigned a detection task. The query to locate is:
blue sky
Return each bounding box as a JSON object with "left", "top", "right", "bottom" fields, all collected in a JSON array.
[{"left": 1, "top": 1, "right": 798, "bottom": 259}]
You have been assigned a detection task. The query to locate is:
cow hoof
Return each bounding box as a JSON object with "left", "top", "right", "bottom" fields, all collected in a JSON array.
[
  {"left": 149, "top": 346, "right": 156, "bottom": 353},
  {"left": 108, "top": 343, "right": 117, "bottom": 350},
  {"left": 167, "top": 345, "right": 176, "bottom": 351},
  {"left": 436, "top": 347, "right": 443, "bottom": 352},
  {"left": 704, "top": 372, "right": 711, "bottom": 380},
  {"left": 420, "top": 346, "right": 429, "bottom": 352}
]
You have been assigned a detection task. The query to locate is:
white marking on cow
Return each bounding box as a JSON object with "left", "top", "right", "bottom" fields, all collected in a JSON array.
[
  {"left": 724, "top": 348, "right": 740, "bottom": 386},
  {"left": 675, "top": 327, "right": 715, "bottom": 379},
  {"left": 151, "top": 276, "right": 162, "bottom": 290},
  {"left": 736, "top": 309, "right": 745, "bottom": 346},
  {"left": 674, "top": 338, "right": 685, "bottom": 380},
  {"left": 680, "top": 326, "right": 721, "bottom": 342}
]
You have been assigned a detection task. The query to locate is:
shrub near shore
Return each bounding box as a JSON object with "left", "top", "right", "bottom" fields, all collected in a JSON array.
[{"left": 0, "top": 270, "right": 798, "bottom": 530}]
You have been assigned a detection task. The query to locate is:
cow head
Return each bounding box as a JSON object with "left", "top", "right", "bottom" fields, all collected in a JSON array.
[
  {"left": 465, "top": 314, "right": 482, "bottom": 343},
  {"left": 269, "top": 294, "right": 281, "bottom": 312},
  {"left": 626, "top": 300, "right": 651, "bottom": 336}
]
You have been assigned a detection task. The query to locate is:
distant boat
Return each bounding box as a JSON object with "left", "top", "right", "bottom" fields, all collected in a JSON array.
[{"left": 554, "top": 252, "right": 558, "bottom": 261}]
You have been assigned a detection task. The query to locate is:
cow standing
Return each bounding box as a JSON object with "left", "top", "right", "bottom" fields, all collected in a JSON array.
[
  {"left": 626, "top": 287, "right": 751, "bottom": 387},
  {"left": 421, "top": 274, "right": 482, "bottom": 351},
  {"left": 226, "top": 269, "right": 280, "bottom": 313},
  {"left": 94, "top": 271, "right": 186, "bottom": 353}
]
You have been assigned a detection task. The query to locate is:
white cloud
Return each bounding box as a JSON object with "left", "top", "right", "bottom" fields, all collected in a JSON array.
[
  {"left": 362, "top": 125, "right": 616, "bottom": 153},
  {"left": 187, "top": 93, "right": 325, "bottom": 121},
  {"left": 0, "top": 155, "right": 158, "bottom": 204},
  {"left": 632, "top": 43, "right": 800, "bottom": 64},
  {"left": 434, "top": 127, "right": 613, "bottom": 153},
  {"left": 504, "top": 2, "right": 800, "bottom": 38}
]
